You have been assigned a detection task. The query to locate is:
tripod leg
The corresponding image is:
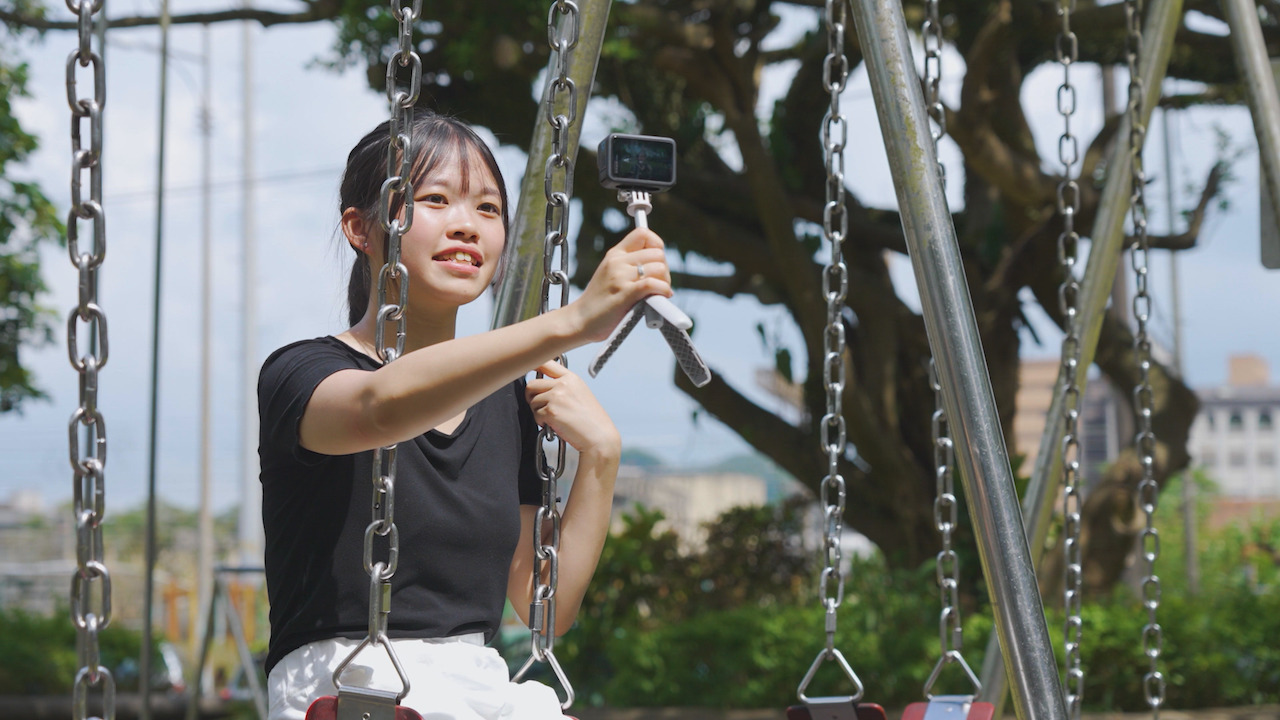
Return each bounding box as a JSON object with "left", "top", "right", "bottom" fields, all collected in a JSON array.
[{"left": 588, "top": 304, "right": 646, "bottom": 378}]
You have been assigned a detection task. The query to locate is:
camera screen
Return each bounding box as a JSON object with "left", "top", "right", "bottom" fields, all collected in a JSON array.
[{"left": 611, "top": 137, "right": 675, "bottom": 184}]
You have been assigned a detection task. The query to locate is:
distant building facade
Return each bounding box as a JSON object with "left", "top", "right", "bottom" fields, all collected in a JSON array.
[
  {"left": 1188, "top": 355, "right": 1280, "bottom": 498},
  {"left": 1013, "top": 358, "right": 1125, "bottom": 487},
  {"left": 1017, "top": 354, "right": 1280, "bottom": 500},
  {"left": 611, "top": 467, "right": 769, "bottom": 549}
]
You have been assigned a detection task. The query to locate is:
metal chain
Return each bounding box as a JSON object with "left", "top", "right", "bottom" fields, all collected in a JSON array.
[
  {"left": 337, "top": 0, "right": 420, "bottom": 694},
  {"left": 1124, "top": 0, "right": 1165, "bottom": 714},
  {"left": 1054, "top": 0, "right": 1086, "bottom": 716},
  {"left": 922, "top": 362, "right": 981, "bottom": 697},
  {"left": 819, "top": 0, "right": 849, "bottom": 654},
  {"left": 794, "top": 0, "right": 863, "bottom": 705},
  {"left": 922, "top": 0, "right": 945, "bottom": 187},
  {"left": 919, "top": 3, "right": 977, "bottom": 698},
  {"left": 66, "top": 0, "right": 114, "bottom": 717},
  {"left": 513, "top": 1, "right": 579, "bottom": 709}
]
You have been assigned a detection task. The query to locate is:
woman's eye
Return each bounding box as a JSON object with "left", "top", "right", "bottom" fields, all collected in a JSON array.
[
  {"left": 480, "top": 202, "right": 501, "bottom": 214},
  {"left": 418, "top": 193, "right": 446, "bottom": 204}
]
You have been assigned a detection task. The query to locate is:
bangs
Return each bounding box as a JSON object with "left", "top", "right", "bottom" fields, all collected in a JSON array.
[{"left": 408, "top": 123, "right": 489, "bottom": 197}]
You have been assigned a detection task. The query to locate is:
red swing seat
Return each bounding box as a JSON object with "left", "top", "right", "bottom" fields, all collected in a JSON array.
[
  {"left": 304, "top": 691, "right": 424, "bottom": 720},
  {"left": 900, "top": 696, "right": 994, "bottom": 720}
]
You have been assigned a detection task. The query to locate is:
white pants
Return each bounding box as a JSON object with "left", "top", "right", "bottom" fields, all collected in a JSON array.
[{"left": 266, "top": 634, "right": 566, "bottom": 720}]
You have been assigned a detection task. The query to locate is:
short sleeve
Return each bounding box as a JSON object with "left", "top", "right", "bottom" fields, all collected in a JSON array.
[
  {"left": 514, "top": 377, "right": 543, "bottom": 506},
  {"left": 258, "top": 338, "right": 366, "bottom": 469}
]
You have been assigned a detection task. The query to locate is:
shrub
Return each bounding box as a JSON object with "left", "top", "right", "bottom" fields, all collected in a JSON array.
[{"left": 0, "top": 607, "right": 163, "bottom": 695}]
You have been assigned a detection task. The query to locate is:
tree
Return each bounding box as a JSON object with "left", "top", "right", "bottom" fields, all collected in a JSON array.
[
  {"left": 3, "top": 0, "right": 1266, "bottom": 594},
  {"left": 0, "top": 20, "right": 63, "bottom": 413}
]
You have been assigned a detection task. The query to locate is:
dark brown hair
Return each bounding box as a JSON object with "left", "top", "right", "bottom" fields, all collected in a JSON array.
[{"left": 340, "top": 110, "right": 510, "bottom": 326}]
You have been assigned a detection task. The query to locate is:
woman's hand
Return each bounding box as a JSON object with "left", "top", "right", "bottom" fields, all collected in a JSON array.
[
  {"left": 567, "top": 227, "right": 672, "bottom": 343},
  {"left": 525, "top": 361, "right": 620, "bottom": 457}
]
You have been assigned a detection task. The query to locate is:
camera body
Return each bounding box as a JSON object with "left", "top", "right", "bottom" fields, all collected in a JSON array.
[{"left": 597, "top": 134, "right": 677, "bottom": 192}]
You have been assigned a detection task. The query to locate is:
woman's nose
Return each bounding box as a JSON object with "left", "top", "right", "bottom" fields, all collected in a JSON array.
[{"left": 447, "top": 209, "right": 478, "bottom": 239}]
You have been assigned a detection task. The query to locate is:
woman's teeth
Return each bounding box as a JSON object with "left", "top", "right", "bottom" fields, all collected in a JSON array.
[{"left": 438, "top": 251, "right": 476, "bottom": 265}]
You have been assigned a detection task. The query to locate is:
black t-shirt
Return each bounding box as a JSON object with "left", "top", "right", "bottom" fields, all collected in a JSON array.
[{"left": 257, "top": 336, "right": 542, "bottom": 675}]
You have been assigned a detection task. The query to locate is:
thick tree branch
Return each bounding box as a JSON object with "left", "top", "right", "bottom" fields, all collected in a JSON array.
[
  {"left": 0, "top": 3, "right": 336, "bottom": 29},
  {"left": 951, "top": 0, "right": 1055, "bottom": 208}
]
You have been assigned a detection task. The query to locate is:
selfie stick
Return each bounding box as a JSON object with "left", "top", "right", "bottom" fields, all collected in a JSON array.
[{"left": 588, "top": 190, "right": 712, "bottom": 387}]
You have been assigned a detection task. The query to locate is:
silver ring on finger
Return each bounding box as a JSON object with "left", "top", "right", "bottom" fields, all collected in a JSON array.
[{"left": 636, "top": 263, "right": 646, "bottom": 279}]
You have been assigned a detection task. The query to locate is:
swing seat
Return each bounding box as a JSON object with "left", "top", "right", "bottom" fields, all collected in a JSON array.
[
  {"left": 787, "top": 701, "right": 887, "bottom": 720},
  {"left": 304, "top": 692, "right": 424, "bottom": 720},
  {"left": 900, "top": 696, "right": 994, "bottom": 720}
]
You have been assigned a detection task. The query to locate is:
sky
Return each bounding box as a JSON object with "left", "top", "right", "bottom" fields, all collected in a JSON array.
[{"left": 2, "top": 1, "right": 1277, "bottom": 518}]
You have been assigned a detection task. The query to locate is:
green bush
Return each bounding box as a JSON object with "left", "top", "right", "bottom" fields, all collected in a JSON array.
[
  {"left": 541, "top": 490, "right": 1280, "bottom": 711},
  {"left": 583, "top": 556, "right": 998, "bottom": 707},
  {"left": 1042, "top": 578, "right": 1280, "bottom": 711},
  {"left": 0, "top": 607, "right": 160, "bottom": 695}
]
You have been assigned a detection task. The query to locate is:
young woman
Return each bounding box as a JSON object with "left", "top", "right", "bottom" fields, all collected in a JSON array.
[{"left": 257, "top": 111, "right": 672, "bottom": 720}]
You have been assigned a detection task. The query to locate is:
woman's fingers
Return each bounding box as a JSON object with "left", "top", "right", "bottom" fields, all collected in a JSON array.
[
  {"left": 606, "top": 246, "right": 672, "bottom": 295},
  {"left": 615, "top": 227, "right": 664, "bottom": 252},
  {"left": 524, "top": 364, "right": 618, "bottom": 452}
]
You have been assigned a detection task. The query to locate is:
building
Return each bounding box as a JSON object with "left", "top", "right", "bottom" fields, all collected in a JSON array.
[
  {"left": 1013, "top": 358, "right": 1125, "bottom": 486},
  {"left": 611, "top": 466, "right": 769, "bottom": 549},
  {"left": 1188, "top": 355, "right": 1280, "bottom": 498}
]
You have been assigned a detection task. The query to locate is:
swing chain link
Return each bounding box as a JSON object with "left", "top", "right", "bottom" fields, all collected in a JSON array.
[
  {"left": 521, "top": 2, "right": 578, "bottom": 701},
  {"left": 820, "top": 0, "right": 849, "bottom": 653},
  {"left": 1124, "top": 0, "right": 1165, "bottom": 712},
  {"left": 929, "top": 361, "right": 965, "bottom": 667},
  {"left": 922, "top": 0, "right": 945, "bottom": 186},
  {"left": 918, "top": 0, "right": 973, "bottom": 695},
  {"left": 359, "top": 0, "right": 420, "bottom": 667},
  {"left": 66, "top": 0, "right": 114, "bottom": 717},
  {"left": 1055, "top": 0, "right": 1086, "bottom": 715},
  {"left": 795, "top": 5, "right": 864, "bottom": 705}
]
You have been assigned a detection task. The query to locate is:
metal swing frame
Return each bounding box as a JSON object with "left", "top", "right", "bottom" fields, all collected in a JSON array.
[
  {"left": 974, "top": 0, "right": 1185, "bottom": 714},
  {"left": 497, "top": 0, "right": 1069, "bottom": 718}
]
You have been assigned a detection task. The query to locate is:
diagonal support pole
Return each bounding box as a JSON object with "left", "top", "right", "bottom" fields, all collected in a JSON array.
[
  {"left": 491, "top": 0, "right": 614, "bottom": 330},
  {"left": 975, "top": 0, "right": 1184, "bottom": 712},
  {"left": 1223, "top": 0, "right": 1280, "bottom": 269},
  {"left": 846, "top": 0, "right": 1065, "bottom": 717}
]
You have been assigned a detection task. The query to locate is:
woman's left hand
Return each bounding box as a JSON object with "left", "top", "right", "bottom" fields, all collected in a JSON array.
[{"left": 526, "top": 361, "right": 620, "bottom": 457}]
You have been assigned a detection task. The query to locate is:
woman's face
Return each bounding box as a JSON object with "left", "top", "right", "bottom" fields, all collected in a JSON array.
[{"left": 395, "top": 146, "right": 506, "bottom": 313}]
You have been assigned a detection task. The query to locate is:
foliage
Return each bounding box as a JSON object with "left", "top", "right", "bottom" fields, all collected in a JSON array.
[
  {"left": 589, "top": 567, "right": 1280, "bottom": 711},
  {"left": 0, "top": 30, "right": 63, "bottom": 414},
  {"left": 100, "top": 499, "right": 242, "bottom": 562},
  {"left": 549, "top": 499, "right": 817, "bottom": 705},
  {"left": 535, "top": 491, "right": 1280, "bottom": 711},
  {"left": 0, "top": 606, "right": 167, "bottom": 694}
]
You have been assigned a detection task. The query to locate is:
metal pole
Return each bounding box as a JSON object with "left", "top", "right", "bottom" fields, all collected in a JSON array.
[
  {"left": 1223, "top": 0, "right": 1280, "bottom": 268},
  {"left": 197, "top": 24, "right": 216, "bottom": 694},
  {"left": 976, "top": 0, "right": 1184, "bottom": 710},
  {"left": 141, "top": 0, "right": 173, "bottom": 717},
  {"left": 239, "top": 3, "right": 262, "bottom": 570},
  {"left": 1163, "top": 105, "right": 1198, "bottom": 595},
  {"left": 491, "top": 0, "right": 613, "bottom": 329},
  {"left": 846, "top": 0, "right": 1063, "bottom": 717}
]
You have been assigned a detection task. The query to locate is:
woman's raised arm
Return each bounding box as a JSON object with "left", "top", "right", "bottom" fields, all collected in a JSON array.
[{"left": 298, "top": 228, "right": 671, "bottom": 456}]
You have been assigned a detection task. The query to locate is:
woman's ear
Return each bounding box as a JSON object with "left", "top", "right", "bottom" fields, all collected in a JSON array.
[{"left": 341, "top": 207, "right": 372, "bottom": 254}]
